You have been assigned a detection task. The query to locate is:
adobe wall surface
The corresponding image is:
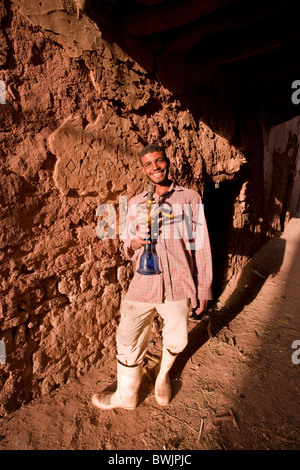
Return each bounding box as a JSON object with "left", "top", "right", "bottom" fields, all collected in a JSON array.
[{"left": 0, "top": 1, "right": 295, "bottom": 414}]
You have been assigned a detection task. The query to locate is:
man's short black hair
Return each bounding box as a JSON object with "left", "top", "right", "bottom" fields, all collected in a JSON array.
[{"left": 139, "top": 144, "right": 167, "bottom": 163}]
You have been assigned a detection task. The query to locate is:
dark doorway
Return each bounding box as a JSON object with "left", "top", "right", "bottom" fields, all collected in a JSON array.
[{"left": 203, "top": 180, "right": 243, "bottom": 299}]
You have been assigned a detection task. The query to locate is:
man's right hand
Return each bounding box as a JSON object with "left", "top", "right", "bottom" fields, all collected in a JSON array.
[{"left": 130, "top": 223, "right": 150, "bottom": 251}]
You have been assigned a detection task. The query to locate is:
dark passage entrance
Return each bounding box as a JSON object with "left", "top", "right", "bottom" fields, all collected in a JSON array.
[{"left": 203, "top": 180, "right": 243, "bottom": 299}]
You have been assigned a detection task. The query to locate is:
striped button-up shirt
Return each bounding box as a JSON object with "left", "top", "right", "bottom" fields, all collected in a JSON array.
[{"left": 122, "top": 182, "right": 213, "bottom": 306}]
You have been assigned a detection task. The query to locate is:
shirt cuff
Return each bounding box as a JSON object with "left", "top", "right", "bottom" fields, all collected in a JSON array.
[{"left": 197, "top": 286, "right": 214, "bottom": 300}]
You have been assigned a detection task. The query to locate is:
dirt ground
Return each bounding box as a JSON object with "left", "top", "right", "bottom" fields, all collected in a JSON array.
[{"left": 0, "top": 218, "right": 299, "bottom": 451}]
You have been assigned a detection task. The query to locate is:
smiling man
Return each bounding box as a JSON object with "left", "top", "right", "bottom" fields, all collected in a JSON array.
[{"left": 92, "top": 143, "right": 213, "bottom": 411}]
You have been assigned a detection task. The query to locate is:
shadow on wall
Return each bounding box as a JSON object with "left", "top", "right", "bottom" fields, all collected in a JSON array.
[{"left": 203, "top": 116, "right": 300, "bottom": 301}]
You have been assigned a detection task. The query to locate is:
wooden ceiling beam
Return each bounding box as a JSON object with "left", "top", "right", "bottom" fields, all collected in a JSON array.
[
  {"left": 185, "top": 10, "right": 300, "bottom": 74},
  {"left": 160, "top": 0, "right": 287, "bottom": 57},
  {"left": 132, "top": 0, "right": 165, "bottom": 5},
  {"left": 210, "top": 46, "right": 300, "bottom": 91}
]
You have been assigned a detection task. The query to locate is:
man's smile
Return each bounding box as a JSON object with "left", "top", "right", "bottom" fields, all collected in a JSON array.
[{"left": 151, "top": 170, "right": 164, "bottom": 176}]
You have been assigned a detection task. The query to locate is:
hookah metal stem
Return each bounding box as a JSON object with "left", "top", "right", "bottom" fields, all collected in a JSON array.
[{"left": 146, "top": 183, "right": 155, "bottom": 238}]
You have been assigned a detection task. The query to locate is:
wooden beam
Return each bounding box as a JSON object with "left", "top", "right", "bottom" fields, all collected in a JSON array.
[
  {"left": 185, "top": 9, "right": 300, "bottom": 73},
  {"left": 124, "top": 0, "right": 234, "bottom": 36},
  {"left": 211, "top": 44, "right": 300, "bottom": 91},
  {"left": 132, "top": 0, "right": 165, "bottom": 5}
]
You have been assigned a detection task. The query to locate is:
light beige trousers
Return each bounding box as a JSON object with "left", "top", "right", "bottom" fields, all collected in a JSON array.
[{"left": 116, "top": 297, "right": 191, "bottom": 366}]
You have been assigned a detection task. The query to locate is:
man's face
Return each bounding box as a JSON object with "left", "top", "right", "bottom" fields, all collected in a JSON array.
[{"left": 141, "top": 151, "right": 170, "bottom": 186}]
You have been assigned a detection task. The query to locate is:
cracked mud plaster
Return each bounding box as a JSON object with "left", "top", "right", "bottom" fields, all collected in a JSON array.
[{"left": 49, "top": 112, "right": 142, "bottom": 197}]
